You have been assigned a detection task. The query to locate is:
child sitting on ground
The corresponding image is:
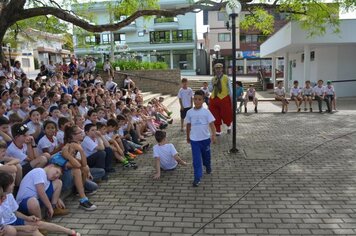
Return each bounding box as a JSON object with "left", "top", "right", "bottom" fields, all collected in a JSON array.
[
  {"left": 0, "top": 140, "right": 22, "bottom": 186},
  {"left": 16, "top": 164, "right": 69, "bottom": 219},
  {"left": 152, "top": 130, "right": 187, "bottom": 180},
  {"left": 37, "top": 120, "right": 61, "bottom": 156},
  {"left": 0, "top": 172, "right": 81, "bottom": 235}
]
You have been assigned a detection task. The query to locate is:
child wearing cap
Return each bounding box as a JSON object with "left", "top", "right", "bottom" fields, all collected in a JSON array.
[{"left": 5, "top": 123, "right": 48, "bottom": 176}]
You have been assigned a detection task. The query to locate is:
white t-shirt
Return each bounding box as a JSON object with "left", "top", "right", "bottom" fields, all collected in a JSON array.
[
  {"left": 290, "top": 87, "right": 301, "bottom": 96},
  {"left": 69, "top": 78, "right": 78, "bottom": 88},
  {"left": 178, "top": 87, "right": 193, "bottom": 108},
  {"left": 16, "top": 168, "right": 50, "bottom": 204},
  {"left": 81, "top": 136, "right": 98, "bottom": 157},
  {"left": 83, "top": 119, "right": 92, "bottom": 126},
  {"left": 200, "top": 87, "right": 210, "bottom": 97},
  {"left": 56, "top": 130, "right": 64, "bottom": 145},
  {"left": 78, "top": 106, "right": 88, "bottom": 116},
  {"left": 313, "top": 85, "right": 325, "bottom": 96},
  {"left": 0, "top": 193, "right": 18, "bottom": 225},
  {"left": 26, "top": 121, "right": 42, "bottom": 135},
  {"left": 106, "top": 81, "right": 117, "bottom": 91},
  {"left": 302, "top": 87, "right": 314, "bottom": 96},
  {"left": 185, "top": 107, "right": 215, "bottom": 141},
  {"left": 274, "top": 87, "right": 285, "bottom": 96},
  {"left": 153, "top": 143, "right": 178, "bottom": 170},
  {"left": 325, "top": 85, "right": 335, "bottom": 95},
  {"left": 37, "top": 135, "right": 58, "bottom": 154},
  {"left": 6, "top": 142, "right": 28, "bottom": 165}
]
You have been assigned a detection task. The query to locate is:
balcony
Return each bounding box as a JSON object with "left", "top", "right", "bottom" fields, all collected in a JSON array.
[{"left": 153, "top": 17, "right": 179, "bottom": 30}]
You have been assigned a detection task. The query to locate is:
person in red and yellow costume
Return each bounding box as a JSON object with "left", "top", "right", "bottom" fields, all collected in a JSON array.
[{"left": 208, "top": 63, "right": 232, "bottom": 136}]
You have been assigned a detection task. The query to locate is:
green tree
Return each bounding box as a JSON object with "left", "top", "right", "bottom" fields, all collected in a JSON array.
[{"left": 0, "top": 0, "right": 355, "bottom": 61}]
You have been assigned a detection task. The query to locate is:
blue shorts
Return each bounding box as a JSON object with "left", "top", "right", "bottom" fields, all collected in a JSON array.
[
  {"left": 10, "top": 218, "right": 25, "bottom": 226},
  {"left": 18, "top": 181, "right": 54, "bottom": 215}
]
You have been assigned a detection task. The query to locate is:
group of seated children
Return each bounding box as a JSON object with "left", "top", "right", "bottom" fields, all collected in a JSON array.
[
  {"left": 0, "top": 69, "right": 175, "bottom": 234},
  {"left": 274, "top": 80, "right": 336, "bottom": 113}
]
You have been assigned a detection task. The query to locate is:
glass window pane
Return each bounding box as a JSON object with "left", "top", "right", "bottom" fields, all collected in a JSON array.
[{"left": 173, "top": 50, "right": 193, "bottom": 70}]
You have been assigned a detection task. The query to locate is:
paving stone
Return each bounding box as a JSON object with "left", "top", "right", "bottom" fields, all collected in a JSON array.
[{"left": 48, "top": 100, "right": 356, "bottom": 236}]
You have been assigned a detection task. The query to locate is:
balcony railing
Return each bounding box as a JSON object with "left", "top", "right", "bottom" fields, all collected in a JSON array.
[{"left": 154, "top": 17, "right": 178, "bottom": 24}]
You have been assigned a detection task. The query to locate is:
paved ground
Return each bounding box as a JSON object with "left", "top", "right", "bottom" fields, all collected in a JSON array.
[{"left": 49, "top": 98, "right": 356, "bottom": 236}]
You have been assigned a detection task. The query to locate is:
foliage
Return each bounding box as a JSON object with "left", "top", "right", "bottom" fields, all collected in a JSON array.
[
  {"left": 240, "top": 7, "right": 276, "bottom": 35},
  {"left": 34, "top": 57, "right": 39, "bottom": 69},
  {"left": 96, "top": 60, "right": 168, "bottom": 71}
]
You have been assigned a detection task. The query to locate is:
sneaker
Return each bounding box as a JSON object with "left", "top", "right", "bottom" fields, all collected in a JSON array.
[
  {"left": 216, "top": 132, "right": 222, "bottom": 136},
  {"left": 304, "top": 108, "right": 307, "bottom": 111},
  {"left": 244, "top": 107, "right": 247, "bottom": 113},
  {"left": 192, "top": 180, "right": 200, "bottom": 187},
  {"left": 227, "top": 126, "right": 231, "bottom": 134},
  {"left": 126, "top": 152, "right": 137, "bottom": 159},
  {"left": 297, "top": 108, "right": 301, "bottom": 112},
  {"left": 123, "top": 163, "right": 131, "bottom": 168},
  {"left": 135, "top": 149, "right": 143, "bottom": 155},
  {"left": 79, "top": 200, "right": 97, "bottom": 211},
  {"left": 206, "top": 169, "right": 212, "bottom": 174},
  {"left": 129, "top": 162, "right": 138, "bottom": 169},
  {"left": 168, "top": 119, "right": 173, "bottom": 124},
  {"left": 254, "top": 106, "right": 258, "bottom": 113},
  {"left": 53, "top": 207, "right": 69, "bottom": 216}
]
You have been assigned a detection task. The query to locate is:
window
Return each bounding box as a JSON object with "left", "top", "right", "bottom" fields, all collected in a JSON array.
[
  {"left": 113, "top": 33, "right": 125, "bottom": 43},
  {"left": 85, "top": 36, "right": 95, "bottom": 43},
  {"left": 310, "top": 51, "right": 315, "bottom": 61},
  {"left": 22, "top": 58, "right": 30, "bottom": 67},
  {"left": 149, "top": 31, "right": 170, "bottom": 44},
  {"left": 173, "top": 50, "right": 193, "bottom": 70},
  {"left": 102, "top": 33, "right": 110, "bottom": 44},
  {"left": 218, "top": 33, "right": 231, "bottom": 42},
  {"left": 172, "top": 29, "right": 193, "bottom": 42},
  {"left": 217, "top": 12, "right": 227, "bottom": 21}
]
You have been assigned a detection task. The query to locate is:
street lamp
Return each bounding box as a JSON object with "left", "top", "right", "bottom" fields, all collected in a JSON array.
[
  {"left": 226, "top": 0, "right": 242, "bottom": 153},
  {"left": 6, "top": 43, "right": 11, "bottom": 66}
]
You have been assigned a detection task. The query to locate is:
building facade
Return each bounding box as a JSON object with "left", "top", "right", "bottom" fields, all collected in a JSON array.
[
  {"left": 72, "top": 0, "right": 197, "bottom": 75},
  {"left": 203, "top": 10, "right": 287, "bottom": 76},
  {"left": 261, "top": 20, "right": 356, "bottom": 97}
]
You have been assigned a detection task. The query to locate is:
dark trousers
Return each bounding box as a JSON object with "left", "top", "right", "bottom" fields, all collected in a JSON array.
[
  {"left": 315, "top": 95, "right": 331, "bottom": 112},
  {"left": 87, "top": 148, "right": 113, "bottom": 172}
]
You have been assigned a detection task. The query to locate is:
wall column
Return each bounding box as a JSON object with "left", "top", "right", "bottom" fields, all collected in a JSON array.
[
  {"left": 243, "top": 58, "right": 247, "bottom": 74},
  {"left": 271, "top": 56, "right": 276, "bottom": 88},
  {"left": 303, "top": 45, "right": 311, "bottom": 85},
  {"left": 170, "top": 50, "right": 173, "bottom": 69},
  {"left": 283, "top": 52, "right": 289, "bottom": 91}
]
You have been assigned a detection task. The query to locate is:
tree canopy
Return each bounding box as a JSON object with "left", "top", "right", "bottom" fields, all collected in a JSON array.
[{"left": 0, "top": 0, "right": 355, "bottom": 59}]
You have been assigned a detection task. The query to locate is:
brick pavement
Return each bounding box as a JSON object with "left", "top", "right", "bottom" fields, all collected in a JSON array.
[{"left": 49, "top": 100, "right": 356, "bottom": 236}]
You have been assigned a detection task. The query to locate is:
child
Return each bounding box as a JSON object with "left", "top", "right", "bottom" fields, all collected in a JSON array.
[
  {"left": 178, "top": 78, "right": 193, "bottom": 132},
  {"left": 274, "top": 81, "right": 289, "bottom": 113},
  {"left": 0, "top": 140, "right": 22, "bottom": 186},
  {"left": 0, "top": 172, "right": 80, "bottom": 235},
  {"left": 185, "top": 90, "right": 216, "bottom": 187},
  {"left": 59, "top": 102, "right": 72, "bottom": 119},
  {"left": 200, "top": 82, "right": 210, "bottom": 106},
  {"left": 290, "top": 80, "right": 303, "bottom": 112},
  {"left": 16, "top": 164, "right": 69, "bottom": 219},
  {"left": 325, "top": 80, "right": 336, "bottom": 111},
  {"left": 17, "top": 97, "right": 31, "bottom": 120},
  {"left": 302, "top": 80, "right": 314, "bottom": 112},
  {"left": 81, "top": 124, "right": 114, "bottom": 179},
  {"left": 97, "top": 122, "right": 137, "bottom": 169},
  {"left": 0, "top": 116, "right": 12, "bottom": 143},
  {"left": 152, "top": 130, "right": 187, "bottom": 180},
  {"left": 313, "top": 79, "right": 331, "bottom": 113},
  {"left": 49, "top": 106, "right": 62, "bottom": 125},
  {"left": 236, "top": 81, "right": 244, "bottom": 113},
  {"left": 84, "top": 108, "right": 98, "bottom": 125},
  {"left": 6, "top": 123, "right": 48, "bottom": 176},
  {"left": 26, "top": 109, "right": 43, "bottom": 141},
  {"left": 244, "top": 84, "right": 258, "bottom": 113},
  {"left": 37, "top": 120, "right": 61, "bottom": 156},
  {"left": 56, "top": 117, "right": 71, "bottom": 145},
  {"left": 36, "top": 106, "right": 50, "bottom": 122}
]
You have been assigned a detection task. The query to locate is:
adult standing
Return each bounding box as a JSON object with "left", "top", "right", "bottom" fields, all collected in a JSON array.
[{"left": 208, "top": 63, "right": 232, "bottom": 135}]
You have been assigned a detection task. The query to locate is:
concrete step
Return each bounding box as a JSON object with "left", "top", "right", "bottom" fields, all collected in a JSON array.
[
  {"left": 162, "top": 96, "right": 178, "bottom": 108},
  {"left": 142, "top": 92, "right": 161, "bottom": 104}
]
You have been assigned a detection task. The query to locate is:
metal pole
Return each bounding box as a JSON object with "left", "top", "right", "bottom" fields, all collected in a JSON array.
[
  {"left": 8, "top": 47, "right": 11, "bottom": 66},
  {"left": 230, "top": 13, "right": 238, "bottom": 153}
]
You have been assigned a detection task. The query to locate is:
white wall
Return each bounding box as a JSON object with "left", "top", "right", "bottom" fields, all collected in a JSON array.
[{"left": 287, "top": 45, "right": 356, "bottom": 97}]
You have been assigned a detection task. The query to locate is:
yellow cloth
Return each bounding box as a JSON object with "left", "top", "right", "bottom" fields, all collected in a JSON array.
[{"left": 211, "top": 74, "right": 229, "bottom": 99}]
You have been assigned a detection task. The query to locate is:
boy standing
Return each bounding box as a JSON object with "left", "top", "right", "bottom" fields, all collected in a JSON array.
[
  {"left": 185, "top": 90, "right": 216, "bottom": 187},
  {"left": 178, "top": 78, "right": 193, "bottom": 132},
  {"left": 152, "top": 130, "right": 187, "bottom": 180}
]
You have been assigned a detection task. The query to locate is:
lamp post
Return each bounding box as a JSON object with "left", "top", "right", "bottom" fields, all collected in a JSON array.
[
  {"left": 214, "top": 44, "right": 221, "bottom": 62},
  {"left": 6, "top": 43, "right": 11, "bottom": 66},
  {"left": 226, "top": 0, "right": 242, "bottom": 153}
]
